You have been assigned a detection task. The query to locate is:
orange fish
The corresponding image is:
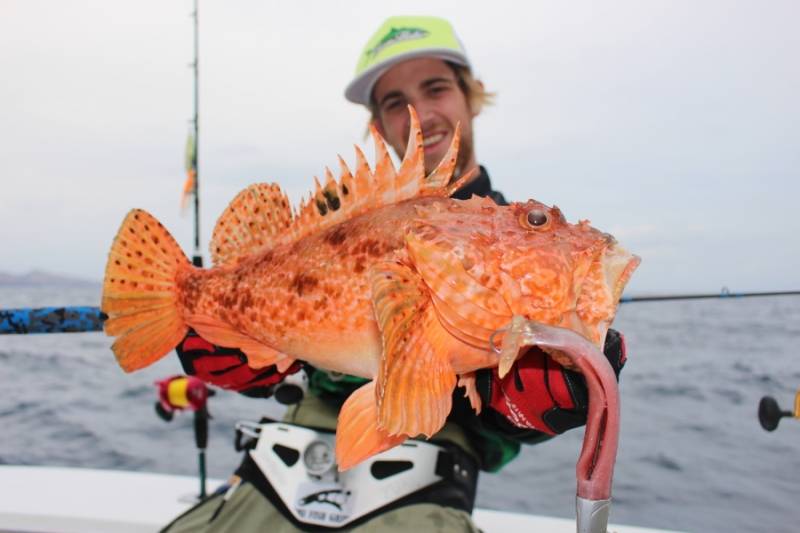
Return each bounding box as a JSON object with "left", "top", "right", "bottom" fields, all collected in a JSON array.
[{"left": 101, "top": 107, "right": 639, "bottom": 469}]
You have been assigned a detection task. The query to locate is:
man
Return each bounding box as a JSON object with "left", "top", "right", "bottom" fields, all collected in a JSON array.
[
  {"left": 347, "top": 17, "right": 503, "bottom": 205},
  {"left": 163, "top": 16, "right": 625, "bottom": 532}
]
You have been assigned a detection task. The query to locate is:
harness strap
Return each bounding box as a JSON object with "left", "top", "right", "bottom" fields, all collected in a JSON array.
[{"left": 235, "top": 443, "right": 477, "bottom": 531}]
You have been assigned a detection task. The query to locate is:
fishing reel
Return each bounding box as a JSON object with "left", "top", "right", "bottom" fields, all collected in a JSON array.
[
  {"left": 155, "top": 374, "right": 213, "bottom": 421},
  {"left": 758, "top": 389, "right": 800, "bottom": 431},
  {"left": 272, "top": 367, "right": 310, "bottom": 405},
  {"left": 155, "top": 375, "right": 215, "bottom": 498}
]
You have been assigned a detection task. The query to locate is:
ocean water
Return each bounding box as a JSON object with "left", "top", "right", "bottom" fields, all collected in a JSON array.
[{"left": 1, "top": 286, "right": 799, "bottom": 532}]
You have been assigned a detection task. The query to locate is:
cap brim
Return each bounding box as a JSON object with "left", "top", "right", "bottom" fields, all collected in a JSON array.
[{"left": 344, "top": 49, "right": 470, "bottom": 106}]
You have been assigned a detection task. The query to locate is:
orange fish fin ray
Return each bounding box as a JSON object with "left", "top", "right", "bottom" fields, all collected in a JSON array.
[
  {"left": 352, "top": 144, "right": 372, "bottom": 202},
  {"left": 430, "top": 292, "right": 498, "bottom": 348},
  {"left": 275, "top": 357, "right": 298, "bottom": 373},
  {"left": 336, "top": 381, "right": 406, "bottom": 470},
  {"left": 424, "top": 120, "right": 461, "bottom": 194},
  {"left": 457, "top": 372, "right": 482, "bottom": 414},
  {"left": 101, "top": 209, "right": 191, "bottom": 372},
  {"left": 242, "top": 343, "right": 293, "bottom": 370},
  {"left": 290, "top": 175, "right": 337, "bottom": 243},
  {"left": 395, "top": 106, "right": 425, "bottom": 200},
  {"left": 322, "top": 167, "right": 348, "bottom": 227},
  {"left": 284, "top": 107, "right": 468, "bottom": 247},
  {"left": 406, "top": 230, "right": 511, "bottom": 331},
  {"left": 187, "top": 314, "right": 289, "bottom": 369},
  {"left": 210, "top": 183, "right": 293, "bottom": 267},
  {"left": 370, "top": 261, "right": 457, "bottom": 438},
  {"left": 446, "top": 166, "right": 480, "bottom": 197},
  {"left": 110, "top": 313, "right": 188, "bottom": 373},
  {"left": 369, "top": 123, "right": 398, "bottom": 206},
  {"left": 337, "top": 155, "right": 356, "bottom": 200},
  {"left": 294, "top": 128, "right": 391, "bottom": 239}
]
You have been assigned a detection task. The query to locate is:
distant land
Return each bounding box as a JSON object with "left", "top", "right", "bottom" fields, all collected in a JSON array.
[{"left": 0, "top": 269, "right": 99, "bottom": 287}]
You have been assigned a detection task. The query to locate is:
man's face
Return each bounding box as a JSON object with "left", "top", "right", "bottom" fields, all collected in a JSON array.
[{"left": 372, "top": 58, "right": 477, "bottom": 175}]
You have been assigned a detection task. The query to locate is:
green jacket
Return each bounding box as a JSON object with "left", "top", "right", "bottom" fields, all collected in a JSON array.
[{"left": 286, "top": 369, "right": 551, "bottom": 473}]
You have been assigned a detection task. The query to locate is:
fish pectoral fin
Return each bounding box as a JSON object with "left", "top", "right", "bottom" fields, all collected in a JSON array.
[
  {"left": 336, "top": 381, "right": 406, "bottom": 471},
  {"left": 458, "top": 372, "right": 482, "bottom": 414},
  {"left": 370, "top": 261, "right": 457, "bottom": 438},
  {"left": 405, "top": 229, "right": 511, "bottom": 331},
  {"left": 186, "top": 314, "right": 292, "bottom": 369}
]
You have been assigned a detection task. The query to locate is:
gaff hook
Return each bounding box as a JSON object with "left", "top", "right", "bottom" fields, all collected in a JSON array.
[{"left": 489, "top": 318, "right": 619, "bottom": 533}]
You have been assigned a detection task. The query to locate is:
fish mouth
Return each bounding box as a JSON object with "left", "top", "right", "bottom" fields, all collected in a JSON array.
[
  {"left": 575, "top": 242, "right": 640, "bottom": 348},
  {"left": 603, "top": 243, "right": 641, "bottom": 304},
  {"left": 523, "top": 242, "right": 638, "bottom": 372}
]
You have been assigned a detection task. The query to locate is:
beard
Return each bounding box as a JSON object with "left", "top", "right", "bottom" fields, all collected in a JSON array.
[
  {"left": 393, "top": 119, "right": 476, "bottom": 180},
  {"left": 416, "top": 127, "right": 475, "bottom": 181},
  {"left": 452, "top": 128, "right": 475, "bottom": 182}
]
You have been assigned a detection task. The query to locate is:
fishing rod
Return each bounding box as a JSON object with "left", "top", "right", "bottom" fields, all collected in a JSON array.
[
  {"left": 620, "top": 289, "right": 800, "bottom": 303},
  {"left": 0, "top": 306, "right": 105, "bottom": 335},
  {"left": 2, "top": 289, "right": 798, "bottom": 335},
  {"left": 1, "top": 7, "right": 206, "bottom": 337},
  {"left": 190, "top": 0, "right": 202, "bottom": 268}
]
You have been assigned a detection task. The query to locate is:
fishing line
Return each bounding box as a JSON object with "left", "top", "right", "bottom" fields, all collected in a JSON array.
[{"left": 620, "top": 289, "right": 800, "bottom": 303}]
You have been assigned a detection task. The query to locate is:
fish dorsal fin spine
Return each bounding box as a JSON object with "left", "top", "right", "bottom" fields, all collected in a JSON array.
[
  {"left": 370, "top": 123, "right": 397, "bottom": 206},
  {"left": 210, "top": 105, "right": 466, "bottom": 262},
  {"left": 285, "top": 106, "right": 463, "bottom": 243}
]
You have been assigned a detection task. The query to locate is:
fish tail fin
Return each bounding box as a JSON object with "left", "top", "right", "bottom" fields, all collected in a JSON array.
[
  {"left": 336, "top": 381, "right": 406, "bottom": 471},
  {"left": 102, "top": 209, "right": 192, "bottom": 372}
]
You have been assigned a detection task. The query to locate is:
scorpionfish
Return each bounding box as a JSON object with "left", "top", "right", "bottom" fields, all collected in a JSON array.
[{"left": 101, "top": 107, "right": 640, "bottom": 469}]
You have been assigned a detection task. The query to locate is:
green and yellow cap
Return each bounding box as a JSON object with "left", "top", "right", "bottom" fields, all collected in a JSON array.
[{"left": 345, "top": 16, "right": 471, "bottom": 106}]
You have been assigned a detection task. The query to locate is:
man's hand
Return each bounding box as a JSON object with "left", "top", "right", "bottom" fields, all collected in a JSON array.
[
  {"left": 176, "top": 329, "right": 301, "bottom": 398},
  {"left": 477, "top": 329, "right": 626, "bottom": 435}
]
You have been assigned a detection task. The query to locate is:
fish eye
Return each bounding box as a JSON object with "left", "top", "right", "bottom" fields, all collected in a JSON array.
[{"left": 522, "top": 209, "right": 550, "bottom": 230}]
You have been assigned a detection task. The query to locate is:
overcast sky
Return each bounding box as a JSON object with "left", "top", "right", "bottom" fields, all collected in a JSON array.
[{"left": 1, "top": 0, "right": 798, "bottom": 295}]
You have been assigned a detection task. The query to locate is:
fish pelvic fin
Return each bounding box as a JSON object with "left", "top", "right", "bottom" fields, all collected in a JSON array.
[
  {"left": 370, "top": 261, "right": 457, "bottom": 438},
  {"left": 102, "top": 209, "right": 191, "bottom": 372},
  {"left": 336, "top": 381, "right": 406, "bottom": 471},
  {"left": 210, "top": 183, "right": 293, "bottom": 267}
]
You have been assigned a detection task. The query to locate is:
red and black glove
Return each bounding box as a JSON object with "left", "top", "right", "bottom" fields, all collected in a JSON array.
[
  {"left": 476, "top": 328, "right": 626, "bottom": 435},
  {"left": 175, "top": 329, "right": 302, "bottom": 399}
]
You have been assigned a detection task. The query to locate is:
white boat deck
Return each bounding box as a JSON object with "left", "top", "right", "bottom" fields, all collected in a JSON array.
[{"left": 0, "top": 466, "right": 685, "bottom": 533}]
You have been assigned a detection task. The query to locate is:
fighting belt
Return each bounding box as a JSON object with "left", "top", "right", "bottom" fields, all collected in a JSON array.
[{"left": 234, "top": 420, "right": 477, "bottom": 530}]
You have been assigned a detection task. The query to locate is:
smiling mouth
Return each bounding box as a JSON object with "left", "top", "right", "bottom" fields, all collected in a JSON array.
[{"left": 422, "top": 132, "right": 446, "bottom": 149}]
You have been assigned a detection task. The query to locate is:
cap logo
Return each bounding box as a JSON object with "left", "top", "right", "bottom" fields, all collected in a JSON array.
[{"left": 366, "top": 27, "right": 429, "bottom": 60}]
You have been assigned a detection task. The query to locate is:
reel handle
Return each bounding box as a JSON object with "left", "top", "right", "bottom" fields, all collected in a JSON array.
[{"left": 758, "top": 393, "right": 799, "bottom": 431}]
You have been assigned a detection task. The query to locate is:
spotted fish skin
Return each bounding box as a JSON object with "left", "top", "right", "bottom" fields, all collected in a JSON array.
[
  {"left": 176, "top": 198, "right": 431, "bottom": 379},
  {"left": 101, "top": 106, "right": 639, "bottom": 470}
]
